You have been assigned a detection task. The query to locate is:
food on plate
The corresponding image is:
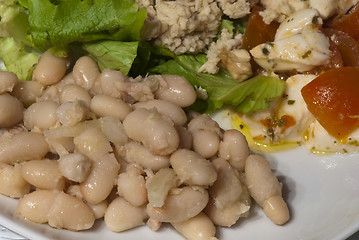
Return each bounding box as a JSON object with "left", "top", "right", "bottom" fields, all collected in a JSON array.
[
  {"left": 0, "top": 52, "right": 289, "bottom": 239},
  {"left": 1, "top": 0, "right": 359, "bottom": 239}
]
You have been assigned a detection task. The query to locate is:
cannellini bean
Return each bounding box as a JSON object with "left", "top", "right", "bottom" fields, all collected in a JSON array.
[
  {"left": 245, "top": 154, "right": 290, "bottom": 225},
  {"left": 171, "top": 212, "right": 217, "bottom": 240},
  {"left": 105, "top": 197, "right": 148, "bottom": 232},
  {"left": 99, "top": 116, "right": 128, "bottom": 146},
  {"left": 191, "top": 130, "right": 220, "bottom": 158},
  {"left": 0, "top": 71, "right": 18, "bottom": 94},
  {"left": 218, "top": 129, "right": 249, "bottom": 172},
  {"left": 80, "top": 153, "right": 120, "bottom": 204},
  {"left": 90, "top": 94, "right": 131, "bottom": 121},
  {"left": 147, "top": 218, "right": 162, "bottom": 231},
  {"left": 0, "top": 163, "right": 31, "bottom": 198},
  {"left": 17, "top": 189, "right": 59, "bottom": 224},
  {"left": 24, "top": 100, "right": 59, "bottom": 130},
  {"left": 134, "top": 99, "right": 187, "bottom": 126},
  {"left": 123, "top": 141, "right": 170, "bottom": 171},
  {"left": 117, "top": 166, "right": 147, "bottom": 207},
  {"left": 92, "top": 69, "right": 128, "bottom": 97},
  {"left": 60, "top": 84, "right": 91, "bottom": 107},
  {"left": 47, "top": 191, "right": 95, "bottom": 231},
  {"left": 47, "top": 136, "right": 75, "bottom": 155},
  {"left": 73, "top": 127, "right": 112, "bottom": 159},
  {"left": 33, "top": 50, "right": 70, "bottom": 86},
  {"left": 21, "top": 159, "right": 66, "bottom": 190},
  {"left": 58, "top": 153, "right": 92, "bottom": 182},
  {"left": 170, "top": 149, "right": 217, "bottom": 186},
  {"left": 147, "top": 186, "right": 209, "bottom": 222},
  {"left": 205, "top": 198, "right": 250, "bottom": 227},
  {"left": 0, "top": 132, "right": 49, "bottom": 164},
  {"left": 87, "top": 200, "right": 108, "bottom": 219},
  {"left": 0, "top": 93, "right": 24, "bottom": 128},
  {"left": 36, "top": 85, "right": 60, "bottom": 102},
  {"left": 175, "top": 125, "right": 192, "bottom": 149},
  {"left": 146, "top": 168, "right": 179, "bottom": 208},
  {"left": 72, "top": 56, "right": 100, "bottom": 90},
  {"left": 11, "top": 81, "right": 45, "bottom": 107},
  {"left": 188, "top": 114, "right": 222, "bottom": 136},
  {"left": 123, "top": 108, "right": 179, "bottom": 156},
  {"left": 56, "top": 101, "right": 88, "bottom": 126},
  {"left": 153, "top": 75, "right": 196, "bottom": 107}
]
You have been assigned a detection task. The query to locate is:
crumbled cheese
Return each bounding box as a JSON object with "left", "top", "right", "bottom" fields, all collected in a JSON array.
[
  {"left": 309, "top": 0, "right": 359, "bottom": 19},
  {"left": 259, "top": 9, "right": 281, "bottom": 25},
  {"left": 199, "top": 28, "right": 243, "bottom": 74},
  {"left": 217, "top": 0, "right": 251, "bottom": 19},
  {"left": 260, "top": 0, "right": 309, "bottom": 22},
  {"left": 150, "top": 0, "right": 222, "bottom": 54}
]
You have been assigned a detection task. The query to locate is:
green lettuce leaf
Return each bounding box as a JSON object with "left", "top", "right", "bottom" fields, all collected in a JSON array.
[
  {"left": 23, "top": 0, "right": 146, "bottom": 50},
  {"left": 0, "top": 37, "right": 39, "bottom": 80},
  {"left": 150, "top": 54, "right": 285, "bottom": 114},
  {"left": 82, "top": 40, "right": 139, "bottom": 75}
]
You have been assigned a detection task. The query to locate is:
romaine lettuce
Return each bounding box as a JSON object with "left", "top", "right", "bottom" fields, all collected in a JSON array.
[
  {"left": 23, "top": 0, "right": 146, "bottom": 50},
  {"left": 150, "top": 54, "right": 285, "bottom": 114}
]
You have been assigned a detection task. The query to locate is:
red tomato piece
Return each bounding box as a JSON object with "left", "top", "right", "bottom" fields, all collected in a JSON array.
[
  {"left": 322, "top": 28, "right": 359, "bottom": 67},
  {"left": 301, "top": 67, "right": 359, "bottom": 142},
  {"left": 326, "top": 4, "right": 359, "bottom": 41},
  {"left": 241, "top": 5, "right": 279, "bottom": 51}
]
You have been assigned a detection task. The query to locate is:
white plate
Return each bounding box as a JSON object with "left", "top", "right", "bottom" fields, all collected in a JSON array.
[{"left": 1, "top": 112, "right": 359, "bottom": 240}]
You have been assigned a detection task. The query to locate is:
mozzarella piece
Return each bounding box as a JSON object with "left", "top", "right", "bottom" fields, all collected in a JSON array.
[
  {"left": 275, "top": 74, "right": 315, "bottom": 142},
  {"left": 309, "top": 0, "right": 359, "bottom": 19},
  {"left": 250, "top": 8, "right": 330, "bottom": 72},
  {"left": 306, "top": 121, "right": 359, "bottom": 153},
  {"left": 250, "top": 32, "right": 330, "bottom": 72},
  {"left": 275, "top": 9, "right": 322, "bottom": 40}
]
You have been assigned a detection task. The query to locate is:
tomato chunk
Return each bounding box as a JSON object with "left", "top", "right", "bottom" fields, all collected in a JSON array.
[
  {"left": 301, "top": 67, "right": 359, "bottom": 142},
  {"left": 326, "top": 4, "right": 359, "bottom": 41},
  {"left": 322, "top": 28, "right": 359, "bottom": 67},
  {"left": 241, "top": 5, "right": 279, "bottom": 51}
]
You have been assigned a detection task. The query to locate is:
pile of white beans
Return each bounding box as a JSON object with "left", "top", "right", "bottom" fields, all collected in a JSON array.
[{"left": 0, "top": 50, "right": 290, "bottom": 240}]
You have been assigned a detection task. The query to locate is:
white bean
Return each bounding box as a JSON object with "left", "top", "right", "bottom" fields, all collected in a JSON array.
[
  {"left": 87, "top": 200, "right": 108, "bottom": 219},
  {"left": 147, "top": 186, "right": 209, "bottom": 222},
  {"left": 0, "top": 71, "right": 18, "bottom": 94},
  {"left": 47, "top": 191, "right": 95, "bottom": 231},
  {"left": 72, "top": 56, "right": 100, "bottom": 90},
  {"left": 0, "top": 163, "right": 31, "bottom": 198},
  {"left": 90, "top": 94, "right": 131, "bottom": 121},
  {"left": 0, "top": 93, "right": 24, "bottom": 128},
  {"left": 134, "top": 99, "right": 187, "bottom": 126},
  {"left": 104, "top": 197, "right": 148, "bottom": 232},
  {"left": 170, "top": 149, "right": 217, "bottom": 186},
  {"left": 17, "top": 189, "right": 59, "bottom": 224},
  {"left": 0, "top": 132, "right": 49, "bottom": 164},
  {"left": 219, "top": 129, "right": 249, "bottom": 172},
  {"left": 56, "top": 101, "right": 88, "bottom": 126},
  {"left": 24, "top": 100, "right": 59, "bottom": 130},
  {"left": 171, "top": 212, "right": 217, "bottom": 240},
  {"left": 11, "top": 81, "right": 45, "bottom": 107},
  {"left": 123, "top": 108, "right": 179, "bottom": 156},
  {"left": 21, "top": 159, "right": 66, "bottom": 190},
  {"left": 73, "top": 127, "right": 112, "bottom": 159},
  {"left": 60, "top": 84, "right": 91, "bottom": 107},
  {"left": 33, "top": 50, "right": 70, "bottom": 86},
  {"left": 245, "top": 154, "right": 290, "bottom": 225},
  {"left": 58, "top": 153, "right": 92, "bottom": 183},
  {"left": 99, "top": 116, "right": 128, "bottom": 146},
  {"left": 123, "top": 141, "right": 170, "bottom": 171},
  {"left": 175, "top": 125, "right": 192, "bottom": 149},
  {"left": 191, "top": 130, "right": 220, "bottom": 158},
  {"left": 80, "top": 153, "right": 120, "bottom": 204},
  {"left": 153, "top": 75, "right": 196, "bottom": 107},
  {"left": 92, "top": 69, "right": 128, "bottom": 97},
  {"left": 117, "top": 166, "right": 148, "bottom": 207}
]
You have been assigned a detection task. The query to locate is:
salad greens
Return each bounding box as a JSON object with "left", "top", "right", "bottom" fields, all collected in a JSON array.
[{"left": 0, "top": 0, "right": 285, "bottom": 114}]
